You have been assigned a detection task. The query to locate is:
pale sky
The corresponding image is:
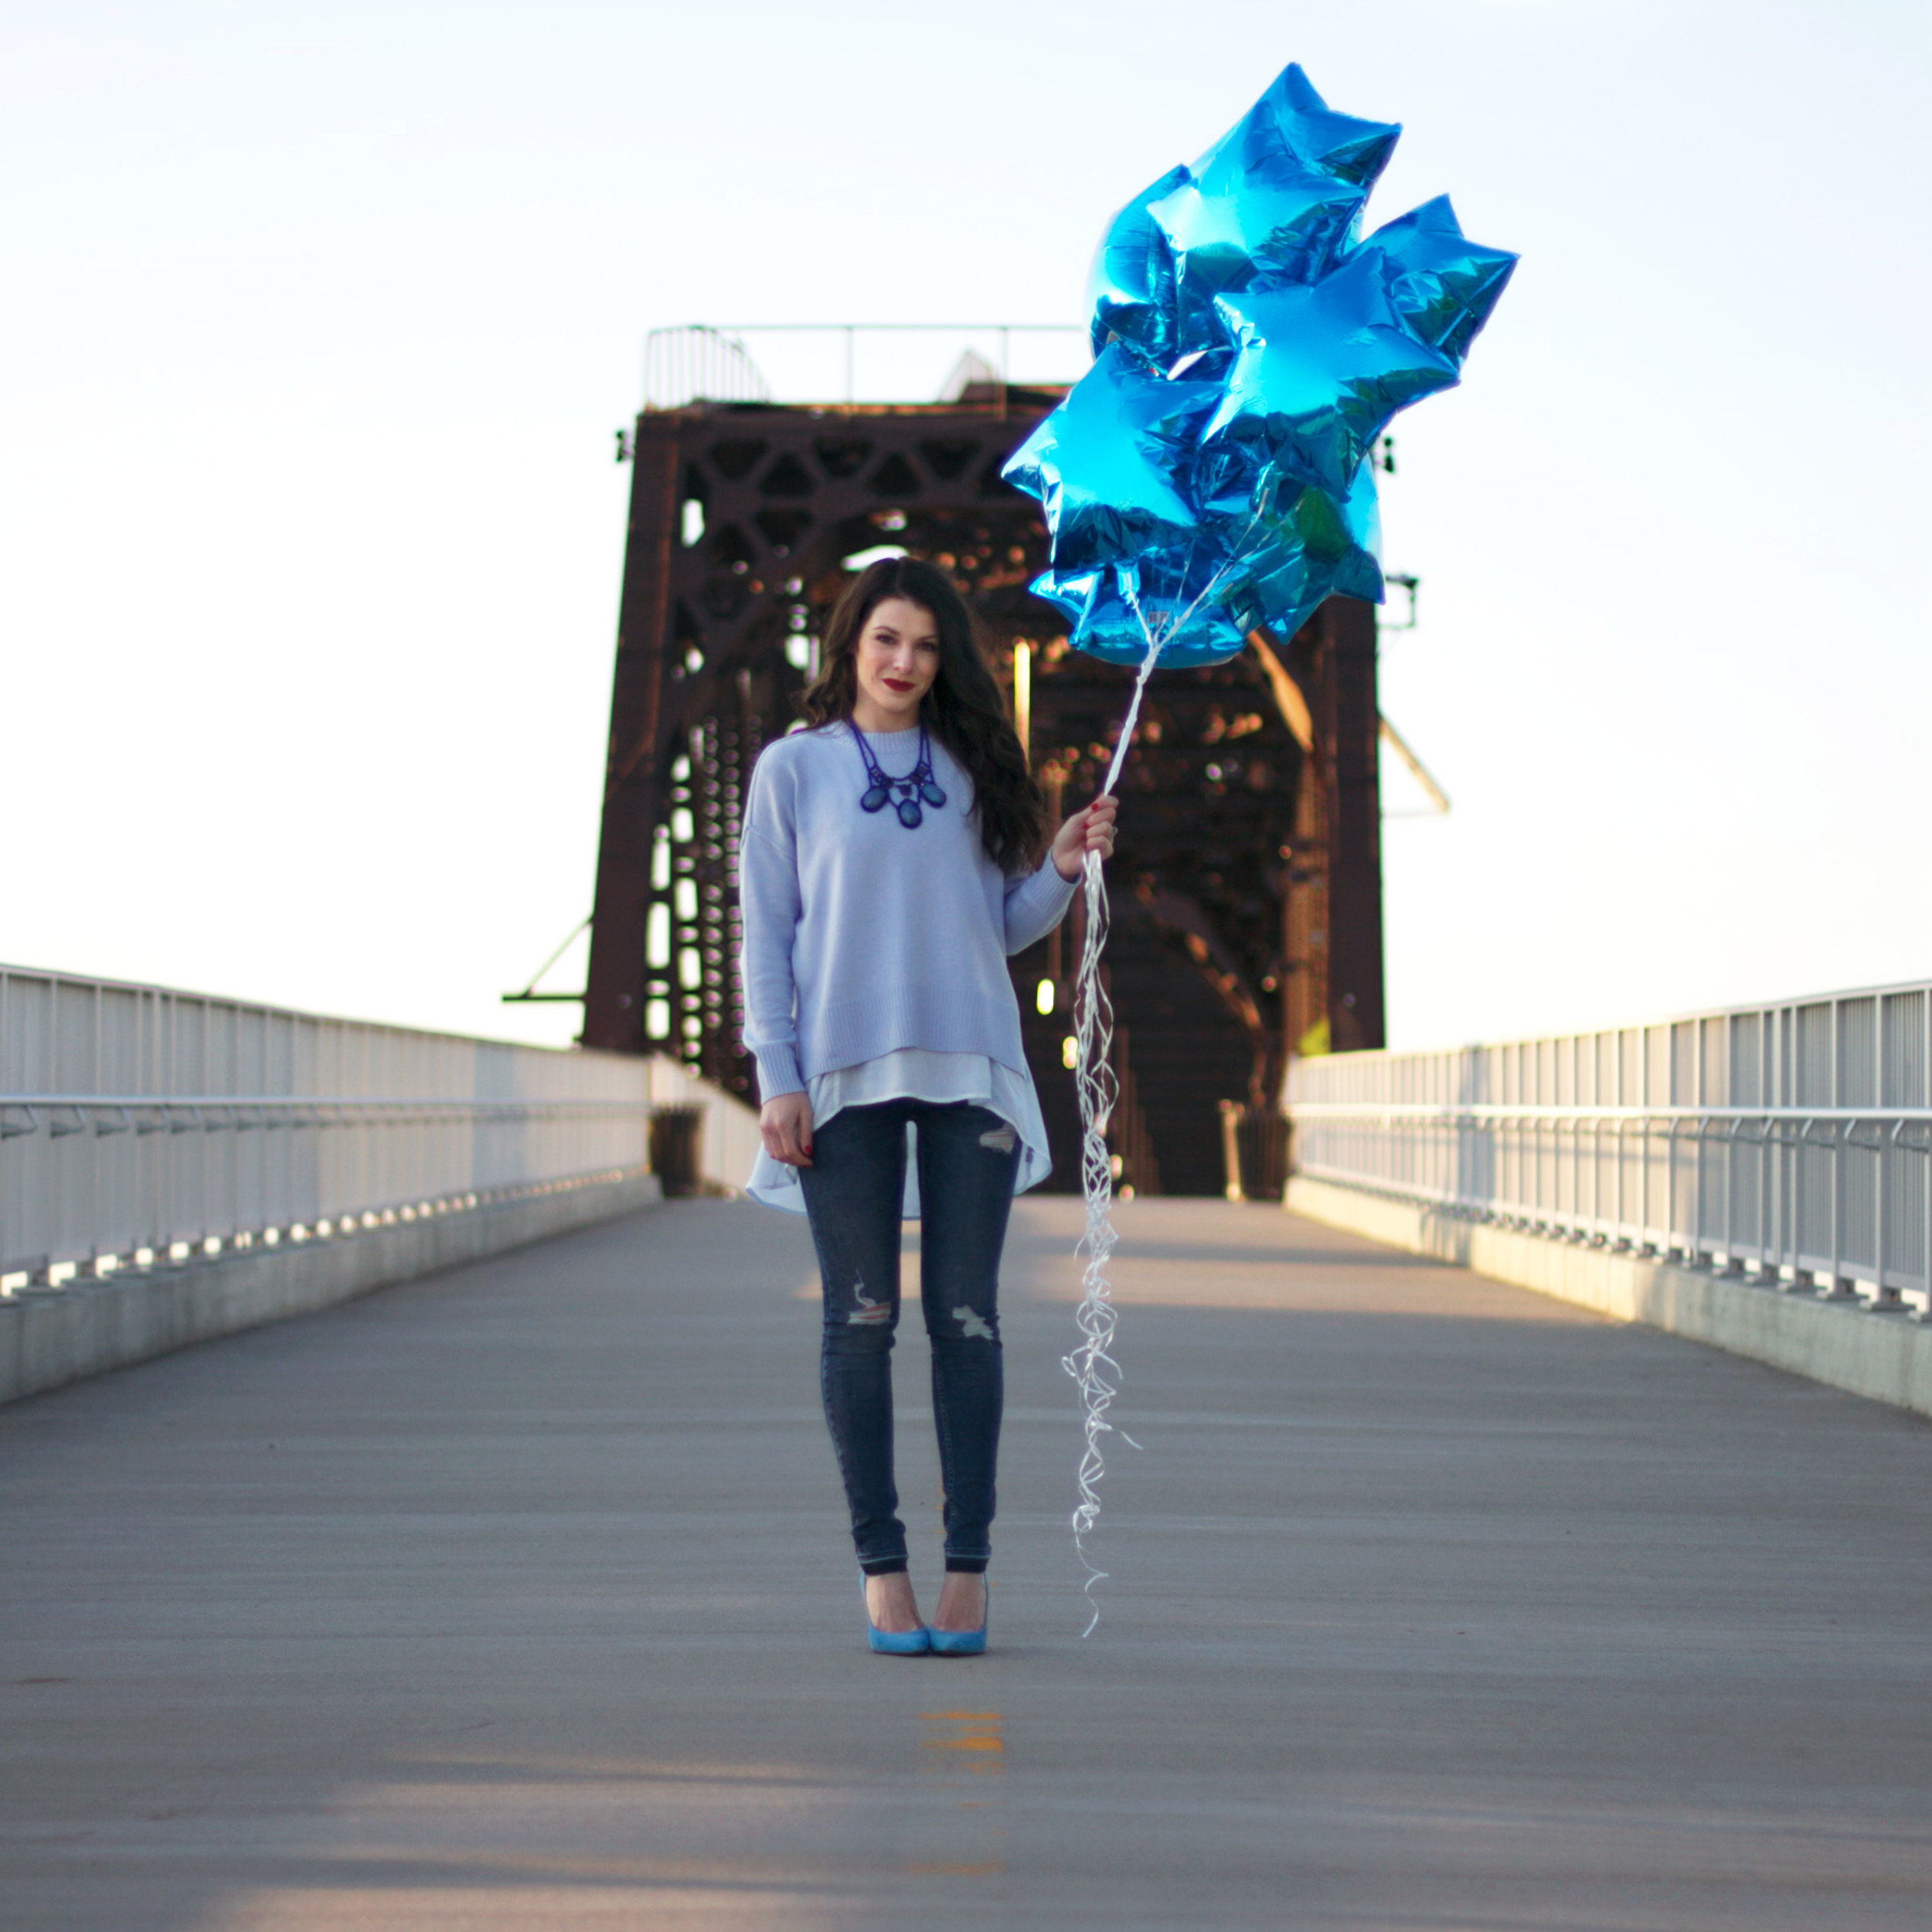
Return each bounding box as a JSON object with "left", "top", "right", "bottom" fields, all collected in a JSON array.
[{"left": 5, "top": 0, "right": 1927, "bottom": 1056}]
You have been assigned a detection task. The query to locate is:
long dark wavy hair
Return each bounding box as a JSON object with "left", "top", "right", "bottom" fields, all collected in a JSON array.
[{"left": 798, "top": 556, "right": 1049, "bottom": 870}]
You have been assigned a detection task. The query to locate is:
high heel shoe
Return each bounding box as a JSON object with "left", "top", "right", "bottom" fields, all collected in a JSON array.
[
  {"left": 927, "top": 1578, "right": 989, "bottom": 1657},
  {"left": 861, "top": 1577, "right": 930, "bottom": 1655}
]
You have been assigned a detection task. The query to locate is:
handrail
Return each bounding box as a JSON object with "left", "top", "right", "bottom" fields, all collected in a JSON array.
[
  {"left": 0, "top": 1094, "right": 657, "bottom": 1114},
  {"left": 1287, "top": 1104, "right": 1932, "bottom": 1124},
  {"left": 1284, "top": 977, "right": 1932, "bottom": 1310},
  {"left": 0, "top": 964, "right": 759, "bottom": 1291}
]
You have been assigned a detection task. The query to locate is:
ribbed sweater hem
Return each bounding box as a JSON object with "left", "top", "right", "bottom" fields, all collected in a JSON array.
[{"left": 801, "top": 986, "right": 1029, "bottom": 1083}]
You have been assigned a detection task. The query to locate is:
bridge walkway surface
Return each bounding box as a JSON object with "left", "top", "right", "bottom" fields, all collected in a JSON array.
[{"left": 5, "top": 1197, "right": 1932, "bottom": 1929}]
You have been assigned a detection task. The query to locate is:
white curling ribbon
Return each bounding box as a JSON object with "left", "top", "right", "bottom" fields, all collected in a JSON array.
[
  {"left": 1063, "top": 641, "right": 1159, "bottom": 1637},
  {"left": 1062, "top": 546, "right": 1254, "bottom": 1634}
]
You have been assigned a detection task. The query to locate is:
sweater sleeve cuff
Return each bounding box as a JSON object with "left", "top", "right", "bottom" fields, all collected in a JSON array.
[
  {"left": 1005, "top": 851, "right": 1080, "bottom": 953},
  {"left": 753, "top": 1046, "right": 806, "bottom": 1100}
]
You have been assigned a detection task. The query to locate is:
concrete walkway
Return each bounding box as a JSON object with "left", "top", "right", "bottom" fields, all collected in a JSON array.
[{"left": 5, "top": 1197, "right": 1932, "bottom": 1930}]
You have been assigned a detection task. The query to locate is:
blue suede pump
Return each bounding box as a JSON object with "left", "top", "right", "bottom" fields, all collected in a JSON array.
[
  {"left": 927, "top": 1580, "right": 989, "bottom": 1658},
  {"left": 862, "top": 1580, "right": 931, "bottom": 1656}
]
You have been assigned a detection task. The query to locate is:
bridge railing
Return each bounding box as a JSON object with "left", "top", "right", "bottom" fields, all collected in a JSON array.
[
  {"left": 1285, "top": 978, "right": 1932, "bottom": 1311},
  {"left": 0, "top": 965, "right": 759, "bottom": 1293}
]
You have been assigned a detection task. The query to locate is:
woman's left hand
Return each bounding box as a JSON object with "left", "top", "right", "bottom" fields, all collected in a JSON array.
[{"left": 1051, "top": 794, "right": 1120, "bottom": 881}]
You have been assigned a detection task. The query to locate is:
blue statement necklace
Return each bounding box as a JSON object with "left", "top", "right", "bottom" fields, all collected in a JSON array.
[{"left": 850, "top": 720, "right": 947, "bottom": 829}]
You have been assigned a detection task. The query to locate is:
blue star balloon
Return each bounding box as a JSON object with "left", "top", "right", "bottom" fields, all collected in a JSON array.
[
  {"left": 1087, "top": 66, "right": 1403, "bottom": 372},
  {"left": 1149, "top": 64, "right": 1400, "bottom": 357},
  {"left": 1189, "top": 63, "right": 1400, "bottom": 192},
  {"left": 1215, "top": 455, "right": 1386, "bottom": 641},
  {"left": 1200, "top": 255, "right": 1461, "bottom": 502},
  {"left": 1353, "top": 193, "right": 1518, "bottom": 361},
  {"left": 1003, "top": 342, "right": 1220, "bottom": 577},
  {"left": 1009, "top": 61, "right": 1516, "bottom": 672},
  {"left": 1087, "top": 164, "right": 1189, "bottom": 364}
]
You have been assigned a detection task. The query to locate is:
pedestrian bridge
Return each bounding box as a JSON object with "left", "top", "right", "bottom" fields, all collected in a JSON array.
[{"left": 5, "top": 962, "right": 1932, "bottom": 1927}]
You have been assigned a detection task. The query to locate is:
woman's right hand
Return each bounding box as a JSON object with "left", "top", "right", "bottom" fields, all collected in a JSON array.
[{"left": 760, "top": 1092, "right": 815, "bottom": 1168}]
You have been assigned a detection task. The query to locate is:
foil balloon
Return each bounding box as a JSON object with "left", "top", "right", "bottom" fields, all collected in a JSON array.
[
  {"left": 1353, "top": 193, "right": 1518, "bottom": 361},
  {"left": 1087, "top": 165, "right": 1188, "bottom": 363},
  {"left": 1148, "top": 63, "right": 1400, "bottom": 356},
  {"left": 1214, "top": 454, "right": 1386, "bottom": 642},
  {"left": 1002, "top": 342, "right": 1219, "bottom": 577},
  {"left": 1006, "top": 59, "right": 1516, "bottom": 672},
  {"left": 1029, "top": 560, "right": 1250, "bottom": 670},
  {"left": 1200, "top": 255, "right": 1461, "bottom": 502}
]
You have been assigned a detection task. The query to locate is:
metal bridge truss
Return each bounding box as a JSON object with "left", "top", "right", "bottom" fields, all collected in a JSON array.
[{"left": 583, "top": 384, "right": 1388, "bottom": 1195}]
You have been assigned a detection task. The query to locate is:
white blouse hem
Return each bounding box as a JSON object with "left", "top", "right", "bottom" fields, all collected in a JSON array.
[{"left": 744, "top": 1047, "right": 1053, "bottom": 1219}]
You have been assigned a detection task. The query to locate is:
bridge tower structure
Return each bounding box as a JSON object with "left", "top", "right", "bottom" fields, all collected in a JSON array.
[{"left": 581, "top": 361, "right": 1386, "bottom": 1195}]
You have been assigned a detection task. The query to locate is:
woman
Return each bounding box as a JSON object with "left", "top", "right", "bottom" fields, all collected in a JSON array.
[{"left": 736, "top": 555, "right": 1117, "bottom": 1655}]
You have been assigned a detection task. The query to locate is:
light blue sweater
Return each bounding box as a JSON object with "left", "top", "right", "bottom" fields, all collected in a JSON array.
[{"left": 736, "top": 723, "right": 1077, "bottom": 1100}]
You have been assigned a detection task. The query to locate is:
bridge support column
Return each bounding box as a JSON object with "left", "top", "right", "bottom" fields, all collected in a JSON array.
[
  {"left": 1284, "top": 596, "right": 1386, "bottom": 1060},
  {"left": 583, "top": 417, "right": 680, "bottom": 1056}
]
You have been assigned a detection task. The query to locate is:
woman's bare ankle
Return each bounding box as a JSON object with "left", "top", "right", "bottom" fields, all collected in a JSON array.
[
  {"left": 864, "top": 1571, "right": 923, "bottom": 1634},
  {"left": 932, "top": 1571, "right": 987, "bottom": 1631}
]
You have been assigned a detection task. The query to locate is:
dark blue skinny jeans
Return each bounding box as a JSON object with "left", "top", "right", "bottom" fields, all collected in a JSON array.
[{"left": 798, "top": 1097, "right": 1022, "bottom": 1577}]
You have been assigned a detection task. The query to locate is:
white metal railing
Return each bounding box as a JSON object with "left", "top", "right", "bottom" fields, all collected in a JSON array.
[
  {"left": 643, "top": 321, "right": 1087, "bottom": 413},
  {"left": 1285, "top": 978, "right": 1932, "bottom": 1313},
  {"left": 0, "top": 965, "right": 758, "bottom": 1293}
]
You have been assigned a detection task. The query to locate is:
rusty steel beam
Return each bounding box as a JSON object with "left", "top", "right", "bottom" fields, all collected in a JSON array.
[
  {"left": 1321, "top": 594, "right": 1386, "bottom": 1053},
  {"left": 583, "top": 419, "right": 681, "bottom": 1053},
  {"left": 1281, "top": 597, "right": 1386, "bottom": 1062}
]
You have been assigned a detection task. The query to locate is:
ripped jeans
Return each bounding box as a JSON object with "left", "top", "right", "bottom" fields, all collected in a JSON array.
[{"left": 798, "top": 1097, "right": 1022, "bottom": 1577}]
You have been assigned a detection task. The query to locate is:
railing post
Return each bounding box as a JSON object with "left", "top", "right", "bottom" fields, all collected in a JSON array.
[
  {"left": 1689, "top": 1114, "right": 1703, "bottom": 1264},
  {"left": 1639, "top": 1114, "right": 1653, "bottom": 1257},
  {"left": 1607, "top": 1113, "right": 1623, "bottom": 1244},
  {"left": 1717, "top": 1121, "right": 1743, "bottom": 1272},
  {"left": 1787, "top": 1123, "right": 1804, "bottom": 1291},
  {"left": 1872, "top": 1121, "right": 1903, "bottom": 1310},
  {"left": 1824, "top": 1121, "right": 1857, "bottom": 1299},
  {"left": 1923, "top": 1124, "right": 1932, "bottom": 1324}
]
